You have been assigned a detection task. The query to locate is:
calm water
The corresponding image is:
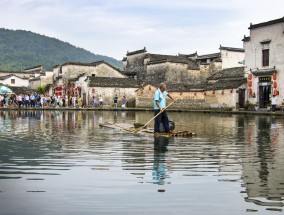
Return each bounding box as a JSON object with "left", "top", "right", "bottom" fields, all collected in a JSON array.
[{"left": 0, "top": 110, "right": 284, "bottom": 215}]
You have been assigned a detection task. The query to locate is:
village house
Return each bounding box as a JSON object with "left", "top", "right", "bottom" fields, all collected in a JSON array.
[
  {"left": 136, "top": 66, "right": 246, "bottom": 109},
  {"left": 196, "top": 45, "right": 245, "bottom": 79},
  {"left": 122, "top": 47, "right": 201, "bottom": 85},
  {"left": 131, "top": 46, "right": 245, "bottom": 109},
  {"left": 204, "top": 66, "right": 247, "bottom": 109},
  {"left": 75, "top": 76, "right": 139, "bottom": 107},
  {"left": 51, "top": 60, "right": 139, "bottom": 106},
  {"left": 0, "top": 74, "right": 29, "bottom": 87},
  {"left": 123, "top": 46, "right": 244, "bottom": 86},
  {"left": 51, "top": 61, "right": 126, "bottom": 96},
  {"left": 243, "top": 17, "right": 284, "bottom": 108}
]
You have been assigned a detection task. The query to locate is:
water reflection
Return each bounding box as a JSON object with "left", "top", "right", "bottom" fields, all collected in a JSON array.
[
  {"left": 152, "top": 136, "right": 170, "bottom": 186},
  {"left": 242, "top": 116, "right": 284, "bottom": 210},
  {"left": 0, "top": 110, "right": 284, "bottom": 214}
]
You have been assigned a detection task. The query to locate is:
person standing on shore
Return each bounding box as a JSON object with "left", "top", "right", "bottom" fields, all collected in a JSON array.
[
  {"left": 99, "top": 95, "right": 103, "bottom": 107},
  {"left": 78, "top": 96, "right": 82, "bottom": 108},
  {"left": 92, "top": 96, "right": 97, "bottom": 107},
  {"left": 113, "top": 95, "right": 118, "bottom": 108},
  {"left": 0, "top": 95, "right": 3, "bottom": 107},
  {"left": 17, "top": 94, "right": 22, "bottom": 108},
  {"left": 121, "top": 96, "right": 127, "bottom": 108},
  {"left": 270, "top": 95, "right": 277, "bottom": 112},
  {"left": 154, "top": 83, "right": 175, "bottom": 134}
]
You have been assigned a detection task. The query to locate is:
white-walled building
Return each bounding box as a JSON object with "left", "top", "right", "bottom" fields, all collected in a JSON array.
[
  {"left": 243, "top": 17, "right": 284, "bottom": 108},
  {"left": 219, "top": 46, "right": 245, "bottom": 69},
  {"left": 0, "top": 74, "right": 29, "bottom": 87}
]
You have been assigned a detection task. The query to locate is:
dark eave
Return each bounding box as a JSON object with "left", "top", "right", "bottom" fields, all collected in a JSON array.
[
  {"left": 197, "top": 53, "right": 220, "bottom": 60},
  {"left": 251, "top": 68, "right": 276, "bottom": 76},
  {"left": 88, "top": 77, "right": 139, "bottom": 88},
  {"left": 242, "top": 35, "right": 250, "bottom": 42},
  {"left": 249, "top": 17, "right": 284, "bottom": 30},
  {"left": 24, "top": 65, "right": 43, "bottom": 71},
  {"left": 126, "top": 47, "right": 147, "bottom": 56},
  {"left": 207, "top": 67, "right": 245, "bottom": 80},
  {"left": 219, "top": 46, "right": 244, "bottom": 52}
]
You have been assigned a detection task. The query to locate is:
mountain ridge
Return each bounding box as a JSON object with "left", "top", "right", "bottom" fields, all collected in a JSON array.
[{"left": 0, "top": 28, "right": 123, "bottom": 71}]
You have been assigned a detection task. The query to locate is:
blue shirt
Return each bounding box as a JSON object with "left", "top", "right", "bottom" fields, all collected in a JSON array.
[{"left": 154, "top": 89, "right": 168, "bottom": 109}]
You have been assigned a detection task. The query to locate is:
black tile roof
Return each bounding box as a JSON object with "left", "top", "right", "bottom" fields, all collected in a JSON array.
[
  {"left": 178, "top": 52, "right": 198, "bottom": 58},
  {"left": 207, "top": 67, "right": 245, "bottom": 80},
  {"left": 251, "top": 68, "right": 276, "bottom": 76},
  {"left": 0, "top": 74, "right": 29, "bottom": 80},
  {"left": 219, "top": 46, "right": 244, "bottom": 52},
  {"left": 24, "top": 65, "right": 43, "bottom": 71},
  {"left": 126, "top": 47, "right": 147, "bottom": 56},
  {"left": 0, "top": 70, "right": 34, "bottom": 74},
  {"left": 167, "top": 83, "right": 191, "bottom": 92},
  {"left": 58, "top": 60, "right": 122, "bottom": 74},
  {"left": 242, "top": 36, "right": 250, "bottom": 42},
  {"left": 29, "top": 76, "right": 41, "bottom": 81},
  {"left": 206, "top": 78, "right": 247, "bottom": 90},
  {"left": 121, "top": 71, "right": 137, "bottom": 76},
  {"left": 146, "top": 54, "right": 199, "bottom": 69},
  {"left": 197, "top": 53, "right": 220, "bottom": 60},
  {"left": 88, "top": 77, "right": 139, "bottom": 88},
  {"left": 249, "top": 17, "right": 284, "bottom": 29}
]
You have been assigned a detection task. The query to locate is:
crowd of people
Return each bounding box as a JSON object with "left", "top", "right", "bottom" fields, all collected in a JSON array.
[{"left": 0, "top": 93, "right": 128, "bottom": 109}]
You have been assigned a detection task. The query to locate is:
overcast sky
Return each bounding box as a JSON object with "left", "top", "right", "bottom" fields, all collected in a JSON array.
[{"left": 0, "top": 0, "right": 283, "bottom": 60}]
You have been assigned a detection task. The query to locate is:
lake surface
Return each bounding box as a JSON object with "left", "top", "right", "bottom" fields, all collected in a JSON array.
[{"left": 0, "top": 110, "right": 284, "bottom": 215}]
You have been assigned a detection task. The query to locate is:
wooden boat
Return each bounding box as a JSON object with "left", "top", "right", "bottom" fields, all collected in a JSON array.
[{"left": 99, "top": 122, "right": 196, "bottom": 137}]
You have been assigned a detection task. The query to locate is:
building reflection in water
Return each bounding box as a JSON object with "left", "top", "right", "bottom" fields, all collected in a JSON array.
[
  {"left": 242, "top": 116, "right": 284, "bottom": 209},
  {"left": 152, "top": 136, "right": 170, "bottom": 186},
  {"left": 1, "top": 111, "right": 284, "bottom": 210}
]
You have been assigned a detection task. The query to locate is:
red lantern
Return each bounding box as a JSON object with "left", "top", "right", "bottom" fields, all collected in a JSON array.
[
  {"left": 248, "top": 81, "right": 252, "bottom": 87},
  {"left": 273, "top": 81, "right": 277, "bottom": 88},
  {"left": 248, "top": 88, "right": 252, "bottom": 95},
  {"left": 273, "top": 72, "right": 277, "bottom": 80},
  {"left": 248, "top": 73, "right": 252, "bottom": 80},
  {"left": 230, "top": 89, "right": 233, "bottom": 93},
  {"left": 273, "top": 89, "right": 279, "bottom": 96},
  {"left": 204, "top": 92, "right": 206, "bottom": 96},
  {"left": 194, "top": 92, "right": 197, "bottom": 96}
]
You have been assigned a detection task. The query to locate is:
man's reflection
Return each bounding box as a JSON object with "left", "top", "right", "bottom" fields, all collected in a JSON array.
[{"left": 152, "top": 136, "right": 169, "bottom": 185}]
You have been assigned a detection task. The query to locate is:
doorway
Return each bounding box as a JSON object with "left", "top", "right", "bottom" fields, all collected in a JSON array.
[
  {"left": 238, "top": 89, "right": 246, "bottom": 108},
  {"left": 259, "top": 85, "right": 271, "bottom": 108}
]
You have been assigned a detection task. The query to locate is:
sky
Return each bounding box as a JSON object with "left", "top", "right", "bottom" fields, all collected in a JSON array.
[{"left": 0, "top": 0, "right": 283, "bottom": 60}]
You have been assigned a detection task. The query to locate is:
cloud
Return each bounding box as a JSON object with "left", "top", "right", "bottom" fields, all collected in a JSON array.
[{"left": 0, "top": 0, "right": 283, "bottom": 59}]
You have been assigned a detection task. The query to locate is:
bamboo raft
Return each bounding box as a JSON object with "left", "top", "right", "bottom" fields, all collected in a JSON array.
[{"left": 99, "top": 122, "right": 196, "bottom": 137}]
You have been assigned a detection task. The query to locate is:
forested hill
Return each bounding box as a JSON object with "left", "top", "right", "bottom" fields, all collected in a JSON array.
[{"left": 0, "top": 28, "right": 123, "bottom": 71}]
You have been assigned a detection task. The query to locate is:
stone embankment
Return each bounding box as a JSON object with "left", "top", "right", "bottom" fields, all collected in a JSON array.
[{"left": 1, "top": 107, "right": 284, "bottom": 116}]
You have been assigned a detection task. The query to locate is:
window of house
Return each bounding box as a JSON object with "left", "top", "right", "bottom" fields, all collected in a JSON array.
[
  {"left": 11, "top": 79, "right": 15, "bottom": 84},
  {"left": 262, "top": 49, "right": 269, "bottom": 67},
  {"left": 261, "top": 42, "right": 270, "bottom": 67}
]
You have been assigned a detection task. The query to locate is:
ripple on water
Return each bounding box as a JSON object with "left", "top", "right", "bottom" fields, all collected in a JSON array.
[{"left": 1, "top": 111, "right": 284, "bottom": 214}]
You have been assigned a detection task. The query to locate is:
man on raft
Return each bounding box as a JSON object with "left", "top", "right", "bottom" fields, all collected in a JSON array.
[{"left": 154, "top": 83, "right": 176, "bottom": 135}]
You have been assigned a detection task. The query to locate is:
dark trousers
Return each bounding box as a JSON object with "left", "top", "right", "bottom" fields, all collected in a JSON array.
[
  {"left": 272, "top": 105, "right": 276, "bottom": 112},
  {"left": 154, "top": 110, "right": 169, "bottom": 133}
]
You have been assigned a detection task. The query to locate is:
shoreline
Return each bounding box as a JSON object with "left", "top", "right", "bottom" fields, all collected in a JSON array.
[{"left": 1, "top": 107, "right": 284, "bottom": 116}]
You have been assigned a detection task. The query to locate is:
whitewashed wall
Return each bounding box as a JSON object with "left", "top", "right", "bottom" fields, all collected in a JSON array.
[
  {"left": 0, "top": 76, "right": 29, "bottom": 87},
  {"left": 244, "top": 22, "right": 284, "bottom": 106},
  {"left": 221, "top": 50, "right": 245, "bottom": 69}
]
